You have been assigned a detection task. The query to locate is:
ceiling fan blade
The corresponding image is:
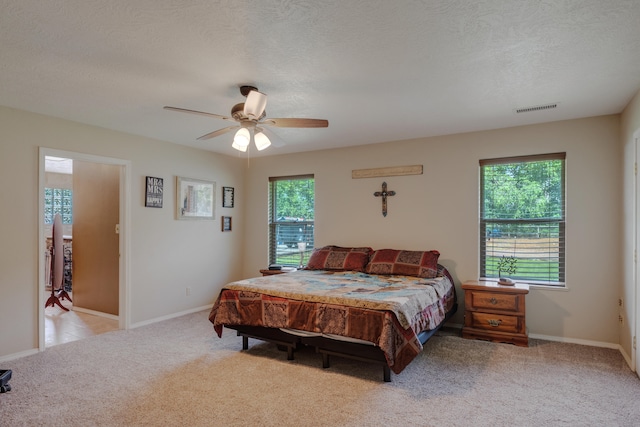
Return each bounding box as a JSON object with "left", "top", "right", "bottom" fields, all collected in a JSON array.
[
  {"left": 164, "top": 106, "right": 234, "bottom": 122},
  {"left": 263, "top": 118, "right": 329, "bottom": 128},
  {"left": 243, "top": 90, "right": 267, "bottom": 119},
  {"left": 196, "top": 126, "right": 239, "bottom": 141}
]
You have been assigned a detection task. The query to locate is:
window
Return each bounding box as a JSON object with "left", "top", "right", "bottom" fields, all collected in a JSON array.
[
  {"left": 269, "top": 175, "right": 315, "bottom": 267},
  {"left": 480, "top": 153, "right": 565, "bottom": 286},
  {"left": 44, "top": 188, "right": 73, "bottom": 224}
]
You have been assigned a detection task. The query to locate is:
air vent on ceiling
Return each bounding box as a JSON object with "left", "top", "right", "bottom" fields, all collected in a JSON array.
[{"left": 514, "top": 103, "right": 558, "bottom": 114}]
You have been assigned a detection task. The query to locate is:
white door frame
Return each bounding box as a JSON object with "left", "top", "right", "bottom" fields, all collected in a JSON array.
[
  {"left": 635, "top": 135, "right": 640, "bottom": 376},
  {"left": 38, "top": 148, "right": 131, "bottom": 350}
]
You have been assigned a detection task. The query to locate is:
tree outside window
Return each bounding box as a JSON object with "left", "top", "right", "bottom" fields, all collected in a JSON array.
[
  {"left": 480, "top": 153, "right": 565, "bottom": 285},
  {"left": 269, "top": 175, "right": 315, "bottom": 266}
]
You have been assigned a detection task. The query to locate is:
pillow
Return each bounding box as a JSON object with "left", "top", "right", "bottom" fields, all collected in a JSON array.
[
  {"left": 305, "top": 246, "right": 373, "bottom": 272},
  {"left": 365, "top": 249, "right": 440, "bottom": 278}
]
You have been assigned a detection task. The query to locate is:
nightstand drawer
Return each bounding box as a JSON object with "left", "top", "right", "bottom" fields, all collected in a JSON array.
[
  {"left": 468, "top": 291, "right": 519, "bottom": 312},
  {"left": 468, "top": 312, "right": 521, "bottom": 334}
]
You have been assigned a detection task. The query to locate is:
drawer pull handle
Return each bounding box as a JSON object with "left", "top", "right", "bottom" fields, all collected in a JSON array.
[
  {"left": 487, "top": 319, "right": 502, "bottom": 327},
  {"left": 489, "top": 298, "right": 498, "bottom": 305}
]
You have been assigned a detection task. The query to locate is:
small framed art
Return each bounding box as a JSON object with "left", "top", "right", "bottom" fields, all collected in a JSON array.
[
  {"left": 145, "top": 176, "right": 163, "bottom": 208},
  {"left": 176, "top": 176, "right": 215, "bottom": 220},
  {"left": 222, "top": 186, "right": 234, "bottom": 208},
  {"left": 221, "top": 216, "right": 232, "bottom": 232}
]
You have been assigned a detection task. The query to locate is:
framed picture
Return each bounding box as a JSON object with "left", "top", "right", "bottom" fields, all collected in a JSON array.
[
  {"left": 221, "top": 216, "right": 232, "bottom": 231},
  {"left": 145, "top": 176, "right": 163, "bottom": 208},
  {"left": 176, "top": 176, "right": 215, "bottom": 220},
  {"left": 222, "top": 186, "right": 234, "bottom": 208}
]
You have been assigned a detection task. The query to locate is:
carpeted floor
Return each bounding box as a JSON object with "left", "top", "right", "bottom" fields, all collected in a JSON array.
[{"left": 1, "top": 310, "right": 639, "bottom": 426}]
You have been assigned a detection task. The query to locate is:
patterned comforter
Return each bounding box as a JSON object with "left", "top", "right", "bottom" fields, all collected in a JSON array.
[{"left": 209, "top": 267, "right": 456, "bottom": 374}]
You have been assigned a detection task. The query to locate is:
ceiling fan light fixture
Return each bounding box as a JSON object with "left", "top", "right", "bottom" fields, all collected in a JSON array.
[
  {"left": 165, "top": 85, "right": 328, "bottom": 151},
  {"left": 232, "top": 127, "right": 250, "bottom": 151},
  {"left": 231, "top": 140, "right": 248, "bottom": 152},
  {"left": 244, "top": 90, "right": 267, "bottom": 119},
  {"left": 254, "top": 131, "right": 271, "bottom": 151}
]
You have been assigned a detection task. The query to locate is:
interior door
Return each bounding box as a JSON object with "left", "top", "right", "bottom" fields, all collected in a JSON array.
[{"left": 72, "top": 160, "right": 120, "bottom": 315}]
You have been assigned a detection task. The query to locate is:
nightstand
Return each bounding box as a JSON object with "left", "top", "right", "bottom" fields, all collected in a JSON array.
[{"left": 461, "top": 280, "right": 529, "bottom": 347}]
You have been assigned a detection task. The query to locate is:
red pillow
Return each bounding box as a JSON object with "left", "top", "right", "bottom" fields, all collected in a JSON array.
[
  {"left": 365, "top": 249, "right": 440, "bottom": 278},
  {"left": 305, "top": 246, "right": 373, "bottom": 272}
]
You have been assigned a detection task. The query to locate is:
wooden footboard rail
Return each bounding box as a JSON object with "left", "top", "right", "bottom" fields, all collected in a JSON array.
[{"left": 227, "top": 303, "right": 457, "bottom": 382}]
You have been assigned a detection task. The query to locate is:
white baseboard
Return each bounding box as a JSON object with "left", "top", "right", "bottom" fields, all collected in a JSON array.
[
  {"left": 445, "top": 322, "right": 633, "bottom": 371},
  {"left": 0, "top": 348, "right": 39, "bottom": 364},
  {"left": 447, "top": 324, "right": 621, "bottom": 349},
  {"left": 129, "top": 304, "right": 213, "bottom": 329},
  {"left": 618, "top": 345, "right": 634, "bottom": 371},
  {"left": 528, "top": 333, "right": 620, "bottom": 350},
  {"left": 72, "top": 306, "right": 119, "bottom": 321},
  {"left": 529, "top": 333, "right": 635, "bottom": 371}
]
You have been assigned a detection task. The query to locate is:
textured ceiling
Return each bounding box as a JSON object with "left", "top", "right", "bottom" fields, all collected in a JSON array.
[{"left": 1, "top": 1, "right": 640, "bottom": 157}]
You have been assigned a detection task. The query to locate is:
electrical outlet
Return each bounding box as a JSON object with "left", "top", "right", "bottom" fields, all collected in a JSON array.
[
  {"left": 618, "top": 298, "right": 623, "bottom": 308},
  {"left": 618, "top": 315, "right": 624, "bottom": 326},
  {"left": 186, "top": 287, "right": 191, "bottom": 296}
]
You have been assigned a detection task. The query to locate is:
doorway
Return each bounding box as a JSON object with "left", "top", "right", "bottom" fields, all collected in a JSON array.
[{"left": 38, "top": 148, "right": 130, "bottom": 350}]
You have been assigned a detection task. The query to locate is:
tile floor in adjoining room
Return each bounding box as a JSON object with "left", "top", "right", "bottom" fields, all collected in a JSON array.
[{"left": 44, "top": 291, "right": 119, "bottom": 347}]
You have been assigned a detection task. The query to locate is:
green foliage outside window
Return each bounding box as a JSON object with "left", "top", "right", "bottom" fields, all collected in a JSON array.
[
  {"left": 483, "top": 160, "right": 563, "bottom": 224},
  {"left": 481, "top": 154, "right": 565, "bottom": 284},
  {"left": 269, "top": 176, "right": 315, "bottom": 266},
  {"left": 272, "top": 178, "right": 315, "bottom": 221}
]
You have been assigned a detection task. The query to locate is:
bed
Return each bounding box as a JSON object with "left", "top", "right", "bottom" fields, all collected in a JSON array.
[{"left": 209, "top": 246, "right": 457, "bottom": 381}]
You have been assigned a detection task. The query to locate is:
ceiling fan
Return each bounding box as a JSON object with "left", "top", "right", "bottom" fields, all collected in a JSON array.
[{"left": 164, "top": 85, "right": 328, "bottom": 152}]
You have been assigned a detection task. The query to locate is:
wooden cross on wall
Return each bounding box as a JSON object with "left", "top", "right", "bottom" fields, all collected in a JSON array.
[{"left": 374, "top": 181, "right": 396, "bottom": 217}]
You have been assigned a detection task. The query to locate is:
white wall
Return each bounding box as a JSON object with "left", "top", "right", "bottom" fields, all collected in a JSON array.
[
  {"left": 0, "top": 106, "right": 245, "bottom": 359},
  {"left": 621, "top": 88, "right": 640, "bottom": 364},
  {"left": 243, "top": 115, "right": 622, "bottom": 345},
  {"left": 0, "top": 104, "right": 626, "bottom": 360}
]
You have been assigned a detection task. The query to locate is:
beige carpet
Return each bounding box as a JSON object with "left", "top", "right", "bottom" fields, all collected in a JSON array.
[{"left": 1, "top": 310, "right": 639, "bottom": 426}]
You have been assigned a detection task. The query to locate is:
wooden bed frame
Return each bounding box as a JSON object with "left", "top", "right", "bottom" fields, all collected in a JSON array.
[{"left": 227, "top": 303, "right": 457, "bottom": 382}]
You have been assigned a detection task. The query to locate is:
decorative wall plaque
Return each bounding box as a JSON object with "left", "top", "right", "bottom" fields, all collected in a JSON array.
[
  {"left": 145, "top": 176, "right": 163, "bottom": 208},
  {"left": 352, "top": 165, "right": 423, "bottom": 179},
  {"left": 223, "top": 186, "right": 234, "bottom": 208},
  {"left": 221, "top": 216, "right": 232, "bottom": 231}
]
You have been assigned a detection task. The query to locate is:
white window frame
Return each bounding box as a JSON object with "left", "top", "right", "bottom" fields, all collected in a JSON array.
[{"left": 479, "top": 153, "right": 566, "bottom": 286}]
